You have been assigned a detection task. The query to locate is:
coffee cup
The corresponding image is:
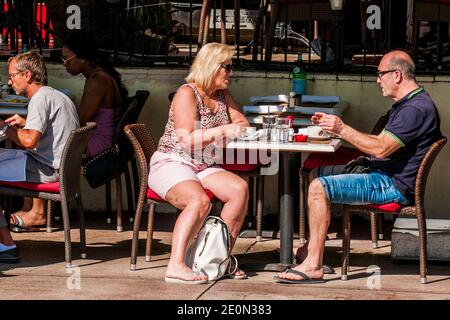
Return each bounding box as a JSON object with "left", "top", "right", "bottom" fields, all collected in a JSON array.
[
  {"left": 242, "top": 126, "right": 257, "bottom": 137},
  {"left": 307, "top": 126, "right": 326, "bottom": 138},
  {"left": 297, "top": 128, "right": 308, "bottom": 135}
]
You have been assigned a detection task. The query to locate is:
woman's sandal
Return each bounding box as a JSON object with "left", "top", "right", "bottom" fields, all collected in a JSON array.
[
  {"left": 226, "top": 269, "right": 248, "bottom": 280},
  {"left": 226, "top": 259, "right": 248, "bottom": 280}
]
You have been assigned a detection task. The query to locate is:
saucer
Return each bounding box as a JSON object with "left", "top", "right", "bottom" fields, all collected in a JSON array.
[
  {"left": 308, "top": 135, "right": 330, "bottom": 141},
  {"left": 237, "top": 130, "right": 262, "bottom": 141}
]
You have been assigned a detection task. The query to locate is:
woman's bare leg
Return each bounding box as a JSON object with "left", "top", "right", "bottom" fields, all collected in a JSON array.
[
  {"left": 164, "top": 180, "right": 212, "bottom": 281},
  {"left": 201, "top": 171, "right": 249, "bottom": 276}
]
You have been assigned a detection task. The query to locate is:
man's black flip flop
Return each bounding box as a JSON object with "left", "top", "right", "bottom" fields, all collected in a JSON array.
[{"left": 273, "top": 268, "right": 325, "bottom": 284}]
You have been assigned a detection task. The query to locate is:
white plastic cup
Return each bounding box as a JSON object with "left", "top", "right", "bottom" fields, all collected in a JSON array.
[
  {"left": 262, "top": 115, "right": 277, "bottom": 141},
  {"left": 307, "top": 126, "right": 325, "bottom": 138}
]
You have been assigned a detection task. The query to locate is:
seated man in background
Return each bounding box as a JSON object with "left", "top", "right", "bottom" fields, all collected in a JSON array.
[
  {"left": 274, "top": 50, "right": 442, "bottom": 284},
  {"left": 0, "top": 51, "right": 79, "bottom": 255}
]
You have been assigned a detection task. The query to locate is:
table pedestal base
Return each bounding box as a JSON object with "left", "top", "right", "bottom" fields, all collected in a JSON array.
[{"left": 239, "top": 229, "right": 280, "bottom": 239}]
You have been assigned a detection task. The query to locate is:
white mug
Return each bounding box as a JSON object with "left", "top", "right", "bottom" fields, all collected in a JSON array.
[
  {"left": 297, "top": 128, "right": 308, "bottom": 135},
  {"left": 243, "top": 126, "right": 257, "bottom": 137},
  {"left": 307, "top": 126, "right": 325, "bottom": 138}
]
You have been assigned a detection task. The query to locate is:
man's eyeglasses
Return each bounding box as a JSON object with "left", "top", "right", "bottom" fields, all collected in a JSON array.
[
  {"left": 220, "top": 63, "right": 233, "bottom": 73},
  {"left": 8, "top": 71, "right": 23, "bottom": 80},
  {"left": 60, "top": 54, "right": 76, "bottom": 65},
  {"left": 376, "top": 69, "right": 398, "bottom": 78}
]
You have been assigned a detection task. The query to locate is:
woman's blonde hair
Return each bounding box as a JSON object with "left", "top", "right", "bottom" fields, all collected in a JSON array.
[{"left": 185, "top": 42, "right": 234, "bottom": 90}]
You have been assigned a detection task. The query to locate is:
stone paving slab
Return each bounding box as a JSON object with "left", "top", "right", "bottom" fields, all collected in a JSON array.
[{"left": 1, "top": 213, "right": 450, "bottom": 300}]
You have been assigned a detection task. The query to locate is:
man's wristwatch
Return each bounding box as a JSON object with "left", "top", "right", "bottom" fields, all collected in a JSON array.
[{"left": 0, "top": 122, "right": 10, "bottom": 139}]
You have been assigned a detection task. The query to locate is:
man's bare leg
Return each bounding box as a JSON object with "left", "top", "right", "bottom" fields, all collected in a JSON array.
[
  {"left": 275, "top": 178, "right": 330, "bottom": 280},
  {"left": 290, "top": 169, "right": 321, "bottom": 263},
  {"left": 0, "top": 227, "right": 14, "bottom": 246}
]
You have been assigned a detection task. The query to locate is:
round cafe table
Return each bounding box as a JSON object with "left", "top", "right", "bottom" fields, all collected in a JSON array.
[{"left": 226, "top": 138, "right": 342, "bottom": 271}]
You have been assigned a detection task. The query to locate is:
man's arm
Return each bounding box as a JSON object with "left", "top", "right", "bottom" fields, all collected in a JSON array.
[
  {"left": 0, "top": 119, "right": 42, "bottom": 149},
  {"left": 312, "top": 112, "right": 401, "bottom": 159}
]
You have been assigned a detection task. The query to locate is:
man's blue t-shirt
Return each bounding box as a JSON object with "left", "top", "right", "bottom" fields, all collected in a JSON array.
[{"left": 371, "top": 87, "right": 442, "bottom": 203}]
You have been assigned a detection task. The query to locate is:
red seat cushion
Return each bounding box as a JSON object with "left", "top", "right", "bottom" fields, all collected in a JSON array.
[
  {"left": 303, "top": 146, "right": 363, "bottom": 170},
  {"left": 0, "top": 180, "right": 60, "bottom": 193},
  {"left": 220, "top": 148, "right": 264, "bottom": 172},
  {"left": 367, "top": 203, "right": 403, "bottom": 212},
  {"left": 146, "top": 187, "right": 164, "bottom": 201},
  {"left": 146, "top": 187, "right": 215, "bottom": 202}
]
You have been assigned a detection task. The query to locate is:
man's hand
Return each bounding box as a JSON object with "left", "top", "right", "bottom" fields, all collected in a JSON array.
[
  {"left": 311, "top": 112, "right": 346, "bottom": 135},
  {"left": 5, "top": 114, "right": 26, "bottom": 128}
]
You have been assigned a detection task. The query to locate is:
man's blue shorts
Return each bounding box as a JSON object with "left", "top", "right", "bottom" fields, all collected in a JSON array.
[{"left": 314, "top": 165, "right": 410, "bottom": 205}]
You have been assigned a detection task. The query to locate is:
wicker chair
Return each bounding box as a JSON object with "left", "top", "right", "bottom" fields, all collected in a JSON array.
[
  {"left": 298, "top": 113, "right": 389, "bottom": 244},
  {"left": 0, "top": 123, "right": 97, "bottom": 268},
  {"left": 124, "top": 123, "right": 216, "bottom": 270},
  {"left": 51, "top": 92, "right": 149, "bottom": 232},
  {"left": 341, "top": 137, "right": 447, "bottom": 284},
  {"left": 103, "top": 90, "right": 149, "bottom": 231}
]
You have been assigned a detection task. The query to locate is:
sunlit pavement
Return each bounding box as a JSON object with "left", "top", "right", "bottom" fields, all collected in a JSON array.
[{"left": 1, "top": 211, "right": 449, "bottom": 300}]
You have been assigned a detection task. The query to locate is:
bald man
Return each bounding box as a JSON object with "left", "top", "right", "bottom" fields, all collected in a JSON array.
[{"left": 274, "top": 50, "right": 443, "bottom": 284}]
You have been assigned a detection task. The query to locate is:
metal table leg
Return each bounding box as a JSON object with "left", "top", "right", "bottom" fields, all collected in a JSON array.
[{"left": 241, "top": 151, "right": 297, "bottom": 272}]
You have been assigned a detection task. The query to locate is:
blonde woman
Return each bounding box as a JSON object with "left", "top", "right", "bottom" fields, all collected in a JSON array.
[{"left": 149, "top": 43, "right": 249, "bottom": 284}]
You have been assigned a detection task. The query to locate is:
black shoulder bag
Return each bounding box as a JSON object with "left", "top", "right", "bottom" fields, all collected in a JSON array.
[
  {"left": 82, "top": 143, "right": 125, "bottom": 188},
  {"left": 342, "top": 156, "right": 373, "bottom": 174},
  {"left": 81, "top": 84, "right": 125, "bottom": 188}
]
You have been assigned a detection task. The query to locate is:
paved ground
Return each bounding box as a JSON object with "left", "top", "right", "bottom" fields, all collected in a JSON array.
[{"left": 1, "top": 211, "right": 450, "bottom": 300}]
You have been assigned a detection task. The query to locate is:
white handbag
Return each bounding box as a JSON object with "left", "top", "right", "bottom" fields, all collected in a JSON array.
[{"left": 185, "top": 216, "right": 237, "bottom": 281}]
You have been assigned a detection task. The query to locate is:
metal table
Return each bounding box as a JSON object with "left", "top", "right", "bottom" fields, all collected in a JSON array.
[{"left": 227, "top": 138, "right": 342, "bottom": 271}]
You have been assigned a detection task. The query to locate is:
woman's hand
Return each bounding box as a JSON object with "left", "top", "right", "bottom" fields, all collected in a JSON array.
[
  {"left": 222, "top": 123, "right": 245, "bottom": 139},
  {"left": 5, "top": 114, "right": 26, "bottom": 128}
]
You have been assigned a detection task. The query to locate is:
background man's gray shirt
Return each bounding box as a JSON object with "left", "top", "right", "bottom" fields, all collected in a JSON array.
[{"left": 24, "top": 86, "right": 80, "bottom": 169}]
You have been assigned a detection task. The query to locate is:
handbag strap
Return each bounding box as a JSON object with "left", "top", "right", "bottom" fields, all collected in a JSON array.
[
  {"left": 227, "top": 255, "right": 238, "bottom": 276},
  {"left": 205, "top": 215, "right": 232, "bottom": 252}
]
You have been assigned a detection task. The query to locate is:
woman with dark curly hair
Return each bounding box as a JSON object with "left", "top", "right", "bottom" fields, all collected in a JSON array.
[{"left": 61, "top": 30, "right": 128, "bottom": 157}]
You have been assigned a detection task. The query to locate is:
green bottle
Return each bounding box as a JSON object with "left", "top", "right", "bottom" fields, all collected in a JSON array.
[{"left": 292, "top": 53, "right": 307, "bottom": 95}]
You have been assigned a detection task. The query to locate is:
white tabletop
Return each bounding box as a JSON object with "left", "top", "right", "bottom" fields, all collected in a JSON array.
[{"left": 227, "top": 138, "right": 342, "bottom": 153}]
